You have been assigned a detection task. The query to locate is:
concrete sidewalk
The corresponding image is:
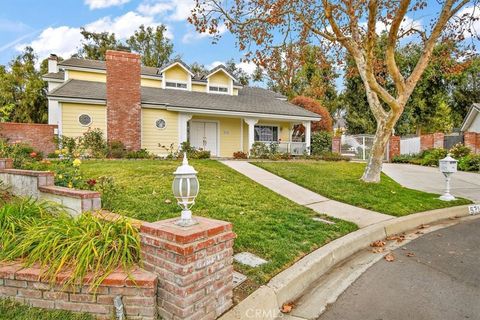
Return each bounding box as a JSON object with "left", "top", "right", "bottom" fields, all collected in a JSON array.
[
  {"left": 221, "top": 161, "right": 392, "bottom": 228},
  {"left": 382, "top": 163, "right": 480, "bottom": 202}
]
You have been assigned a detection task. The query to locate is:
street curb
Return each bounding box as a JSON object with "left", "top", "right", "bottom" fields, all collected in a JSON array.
[{"left": 220, "top": 204, "right": 471, "bottom": 319}]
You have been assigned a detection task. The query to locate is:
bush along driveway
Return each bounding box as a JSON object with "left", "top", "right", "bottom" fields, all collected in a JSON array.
[
  {"left": 80, "top": 159, "right": 357, "bottom": 295},
  {"left": 253, "top": 161, "right": 470, "bottom": 217}
]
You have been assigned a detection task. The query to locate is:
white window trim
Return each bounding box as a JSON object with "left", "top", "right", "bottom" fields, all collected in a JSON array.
[
  {"left": 208, "top": 84, "right": 230, "bottom": 95},
  {"left": 164, "top": 80, "right": 189, "bottom": 91},
  {"left": 78, "top": 113, "right": 93, "bottom": 127},
  {"left": 155, "top": 118, "right": 167, "bottom": 130},
  {"left": 254, "top": 124, "right": 280, "bottom": 143}
]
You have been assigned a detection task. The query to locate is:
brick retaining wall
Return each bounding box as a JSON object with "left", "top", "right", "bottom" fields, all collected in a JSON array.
[
  {"left": 0, "top": 262, "right": 157, "bottom": 320},
  {"left": 0, "top": 123, "right": 57, "bottom": 155}
]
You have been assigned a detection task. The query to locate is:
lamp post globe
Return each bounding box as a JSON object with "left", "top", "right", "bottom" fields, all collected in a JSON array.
[
  {"left": 438, "top": 154, "right": 457, "bottom": 201},
  {"left": 172, "top": 153, "right": 199, "bottom": 226}
]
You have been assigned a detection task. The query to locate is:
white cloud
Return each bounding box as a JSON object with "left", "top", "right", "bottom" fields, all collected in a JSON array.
[
  {"left": 360, "top": 16, "right": 423, "bottom": 36},
  {"left": 236, "top": 61, "right": 257, "bottom": 76},
  {"left": 85, "top": 11, "right": 173, "bottom": 39},
  {"left": 16, "top": 11, "right": 173, "bottom": 61},
  {"left": 137, "top": 0, "right": 194, "bottom": 22},
  {"left": 206, "top": 61, "right": 224, "bottom": 70},
  {"left": 85, "top": 0, "right": 131, "bottom": 10},
  {"left": 15, "top": 26, "right": 83, "bottom": 60},
  {"left": 456, "top": 6, "right": 480, "bottom": 39},
  {"left": 182, "top": 24, "right": 227, "bottom": 44}
]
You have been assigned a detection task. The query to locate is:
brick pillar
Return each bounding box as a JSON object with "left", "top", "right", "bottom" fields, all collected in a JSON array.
[
  {"left": 106, "top": 50, "right": 141, "bottom": 150},
  {"left": 464, "top": 132, "right": 478, "bottom": 154},
  {"left": 0, "top": 158, "right": 13, "bottom": 169},
  {"left": 332, "top": 136, "right": 341, "bottom": 154},
  {"left": 433, "top": 132, "right": 445, "bottom": 149},
  {"left": 477, "top": 133, "right": 480, "bottom": 154},
  {"left": 140, "top": 217, "right": 235, "bottom": 320},
  {"left": 420, "top": 134, "right": 434, "bottom": 151},
  {"left": 388, "top": 136, "right": 400, "bottom": 161}
]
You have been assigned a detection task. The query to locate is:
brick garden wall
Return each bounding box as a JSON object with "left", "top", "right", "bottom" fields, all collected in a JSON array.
[
  {"left": 0, "top": 262, "right": 157, "bottom": 320},
  {"left": 0, "top": 123, "right": 57, "bottom": 155},
  {"left": 464, "top": 132, "right": 480, "bottom": 154}
]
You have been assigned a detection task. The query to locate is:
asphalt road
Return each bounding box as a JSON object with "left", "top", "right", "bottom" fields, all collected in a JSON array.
[{"left": 319, "top": 217, "right": 480, "bottom": 320}]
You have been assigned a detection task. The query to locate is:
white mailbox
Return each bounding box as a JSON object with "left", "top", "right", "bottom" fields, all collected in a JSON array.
[
  {"left": 438, "top": 154, "right": 457, "bottom": 201},
  {"left": 439, "top": 154, "right": 458, "bottom": 174}
]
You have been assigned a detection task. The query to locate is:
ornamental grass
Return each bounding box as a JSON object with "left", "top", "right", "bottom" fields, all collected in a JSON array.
[{"left": 0, "top": 198, "right": 140, "bottom": 289}]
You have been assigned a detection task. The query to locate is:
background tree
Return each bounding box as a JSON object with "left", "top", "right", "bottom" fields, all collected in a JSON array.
[
  {"left": 291, "top": 96, "right": 333, "bottom": 132},
  {"left": 224, "top": 59, "right": 250, "bottom": 85},
  {"left": 78, "top": 28, "right": 127, "bottom": 60},
  {"left": 189, "top": 0, "right": 476, "bottom": 183},
  {"left": 126, "top": 25, "right": 173, "bottom": 68},
  {"left": 0, "top": 47, "right": 47, "bottom": 123},
  {"left": 451, "top": 57, "right": 480, "bottom": 126}
]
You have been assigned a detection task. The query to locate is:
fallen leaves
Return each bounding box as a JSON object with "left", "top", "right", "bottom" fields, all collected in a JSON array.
[
  {"left": 418, "top": 224, "right": 430, "bottom": 229},
  {"left": 371, "top": 240, "right": 386, "bottom": 248},
  {"left": 384, "top": 253, "right": 395, "bottom": 262},
  {"left": 406, "top": 252, "right": 415, "bottom": 257},
  {"left": 386, "top": 234, "right": 406, "bottom": 243},
  {"left": 281, "top": 303, "right": 294, "bottom": 313}
]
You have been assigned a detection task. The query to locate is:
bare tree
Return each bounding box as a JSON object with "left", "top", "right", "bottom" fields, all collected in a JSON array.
[{"left": 189, "top": 0, "right": 478, "bottom": 182}]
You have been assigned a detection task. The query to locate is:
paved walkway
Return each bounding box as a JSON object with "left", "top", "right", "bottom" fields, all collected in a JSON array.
[
  {"left": 317, "top": 217, "right": 480, "bottom": 320},
  {"left": 382, "top": 163, "right": 480, "bottom": 202},
  {"left": 221, "top": 161, "right": 392, "bottom": 228}
]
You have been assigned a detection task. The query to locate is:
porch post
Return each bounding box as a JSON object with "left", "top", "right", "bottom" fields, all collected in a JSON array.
[
  {"left": 244, "top": 118, "right": 258, "bottom": 156},
  {"left": 178, "top": 113, "right": 193, "bottom": 147},
  {"left": 303, "top": 121, "right": 311, "bottom": 155}
]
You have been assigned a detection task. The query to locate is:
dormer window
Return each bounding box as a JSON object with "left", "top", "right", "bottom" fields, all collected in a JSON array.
[
  {"left": 165, "top": 81, "right": 188, "bottom": 89},
  {"left": 209, "top": 85, "right": 229, "bottom": 94}
]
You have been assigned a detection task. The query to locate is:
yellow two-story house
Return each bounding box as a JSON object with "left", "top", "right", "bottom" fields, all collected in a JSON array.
[{"left": 43, "top": 50, "right": 319, "bottom": 157}]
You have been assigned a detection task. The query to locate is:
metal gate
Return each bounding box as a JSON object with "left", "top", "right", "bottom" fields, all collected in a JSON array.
[
  {"left": 444, "top": 133, "right": 464, "bottom": 150},
  {"left": 341, "top": 135, "right": 387, "bottom": 161}
]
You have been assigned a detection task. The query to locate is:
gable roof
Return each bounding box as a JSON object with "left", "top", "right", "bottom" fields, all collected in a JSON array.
[
  {"left": 43, "top": 70, "right": 65, "bottom": 80},
  {"left": 460, "top": 103, "right": 480, "bottom": 132},
  {"left": 158, "top": 60, "right": 194, "bottom": 76},
  {"left": 58, "top": 57, "right": 160, "bottom": 76},
  {"left": 206, "top": 64, "right": 237, "bottom": 82},
  {"left": 48, "top": 79, "right": 320, "bottom": 120}
]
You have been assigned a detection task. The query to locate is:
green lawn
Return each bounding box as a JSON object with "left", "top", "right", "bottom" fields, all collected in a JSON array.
[
  {"left": 80, "top": 160, "right": 357, "bottom": 290},
  {"left": 254, "top": 161, "right": 470, "bottom": 216},
  {"left": 0, "top": 299, "right": 93, "bottom": 320}
]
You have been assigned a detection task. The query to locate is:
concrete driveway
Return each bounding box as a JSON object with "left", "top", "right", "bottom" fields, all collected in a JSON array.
[{"left": 382, "top": 163, "right": 480, "bottom": 202}]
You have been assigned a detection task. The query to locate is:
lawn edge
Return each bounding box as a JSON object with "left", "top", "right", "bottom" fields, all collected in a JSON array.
[{"left": 220, "top": 204, "right": 472, "bottom": 320}]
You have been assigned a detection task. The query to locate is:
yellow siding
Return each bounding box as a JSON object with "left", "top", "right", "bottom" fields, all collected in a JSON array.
[
  {"left": 67, "top": 70, "right": 106, "bottom": 82},
  {"left": 164, "top": 65, "right": 189, "bottom": 82},
  {"left": 191, "top": 116, "right": 242, "bottom": 157},
  {"left": 208, "top": 71, "right": 231, "bottom": 86},
  {"left": 141, "top": 78, "right": 161, "bottom": 88},
  {"left": 61, "top": 103, "right": 106, "bottom": 137},
  {"left": 233, "top": 88, "right": 239, "bottom": 96},
  {"left": 192, "top": 84, "right": 206, "bottom": 92},
  {"left": 141, "top": 109, "right": 179, "bottom": 155}
]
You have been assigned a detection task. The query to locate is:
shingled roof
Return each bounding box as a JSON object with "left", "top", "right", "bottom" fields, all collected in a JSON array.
[
  {"left": 58, "top": 57, "right": 160, "bottom": 76},
  {"left": 48, "top": 79, "right": 319, "bottom": 119}
]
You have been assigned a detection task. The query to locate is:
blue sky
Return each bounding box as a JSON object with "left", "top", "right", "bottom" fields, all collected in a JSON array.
[{"left": 0, "top": 0, "right": 253, "bottom": 72}]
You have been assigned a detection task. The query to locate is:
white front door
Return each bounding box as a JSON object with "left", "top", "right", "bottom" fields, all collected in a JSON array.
[{"left": 189, "top": 121, "right": 218, "bottom": 156}]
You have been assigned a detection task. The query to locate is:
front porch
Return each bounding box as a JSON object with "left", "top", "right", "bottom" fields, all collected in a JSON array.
[{"left": 177, "top": 113, "right": 312, "bottom": 157}]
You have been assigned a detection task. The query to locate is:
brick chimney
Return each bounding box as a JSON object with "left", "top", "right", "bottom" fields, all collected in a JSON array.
[{"left": 106, "top": 50, "right": 141, "bottom": 150}]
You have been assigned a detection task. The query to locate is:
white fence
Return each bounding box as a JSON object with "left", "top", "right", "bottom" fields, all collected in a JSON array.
[{"left": 400, "top": 136, "right": 420, "bottom": 155}]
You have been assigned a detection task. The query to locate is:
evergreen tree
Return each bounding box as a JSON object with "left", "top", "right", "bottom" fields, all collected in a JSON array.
[{"left": 126, "top": 25, "right": 173, "bottom": 68}]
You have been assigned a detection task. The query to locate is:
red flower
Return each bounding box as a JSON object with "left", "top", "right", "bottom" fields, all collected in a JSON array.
[
  {"left": 87, "top": 179, "right": 97, "bottom": 187},
  {"left": 30, "top": 152, "right": 37, "bottom": 158}
]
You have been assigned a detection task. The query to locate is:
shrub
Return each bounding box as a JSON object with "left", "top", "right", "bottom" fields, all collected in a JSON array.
[
  {"left": 392, "top": 154, "right": 419, "bottom": 163},
  {"left": 0, "top": 198, "right": 140, "bottom": 289},
  {"left": 419, "top": 148, "right": 447, "bottom": 166},
  {"left": 126, "top": 148, "right": 153, "bottom": 159},
  {"left": 458, "top": 154, "right": 480, "bottom": 172},
  {"left": 0, "top": 139, "right": 43, "bottom": 169},
  {"left": 250, "top": 142, "right": 270, "bottom": 159},
  {"left": 318, "top": 151, "right": 351, "bottom": 162},
  {"left": 82, "top": 128, "right": 108, "bottom": 158},
  {"left": 449, "top": 143, "right": 471, "bottom": 159},
  {"left": 179, "top": 141, "right": 211, "bottom": 159},
  {"left": 311, "top": 131, "right": 332, "bottom": 155},
  {"left": 233, "top": 151, "right": 248, "bottom": 159},
  {"left": 108, "top": 141, "right": 126, "bottom": 159}
]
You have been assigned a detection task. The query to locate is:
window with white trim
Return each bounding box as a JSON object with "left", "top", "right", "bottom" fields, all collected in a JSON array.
[
  {"left": 165, "top": 81, "right": 187, "bottom": 89},
  {"left": 78, "top": 114, "right": 92, "bottom": 126},
  {"left": 209, "top": 85, "right": 229, "bottom": 93},
  {"left": 155, "top": 118, "right": 166, "bottom": 129},
  {"left": 254, "top": 125, "right": 279, "bottom": 142}
]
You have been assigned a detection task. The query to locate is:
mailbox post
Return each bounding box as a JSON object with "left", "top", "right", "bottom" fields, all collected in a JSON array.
[{"left": 439, "top": 154, "right": 458, "bottom": 201}]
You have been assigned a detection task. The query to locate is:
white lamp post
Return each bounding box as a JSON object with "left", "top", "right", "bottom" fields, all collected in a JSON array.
[
  {"left": 172, "top": 153, "right": 199, "bottom": 226},
  {"left": 439, "top": 154, "right": 457, "bottom": 201}
]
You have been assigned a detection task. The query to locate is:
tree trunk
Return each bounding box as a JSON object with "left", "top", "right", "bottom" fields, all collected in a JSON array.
[{"left": 361, "top": 121, "right": 392, "bottom": 183}]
